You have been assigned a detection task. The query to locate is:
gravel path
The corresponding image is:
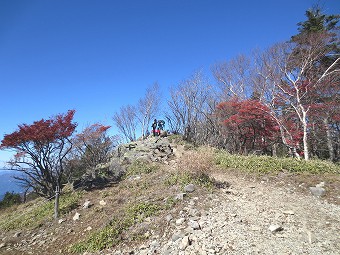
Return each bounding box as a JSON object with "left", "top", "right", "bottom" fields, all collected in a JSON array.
[{"left": 112, "top": 172, "right": 340, "bottom": 255}]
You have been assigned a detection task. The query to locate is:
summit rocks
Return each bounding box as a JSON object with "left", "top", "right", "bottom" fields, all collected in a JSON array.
[{"left": 115, "top": 136, "right": 174, "bottom": 164}]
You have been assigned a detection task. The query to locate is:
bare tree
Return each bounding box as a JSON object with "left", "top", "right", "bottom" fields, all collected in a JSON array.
[
  {"left": 167, "top": 71, "right": 218, "bottom": 144},
  {"left": 112, "top": 105, "right": 137, "bottom": 142},
  {"left": 253, "top": 33, "right": 339, "bottom": 160},
  {"left": 212, "top": 54, "right": 252, "bottom": 100},
  {"left": 137, "top": 83, "right": 160, "bottom": 138}
]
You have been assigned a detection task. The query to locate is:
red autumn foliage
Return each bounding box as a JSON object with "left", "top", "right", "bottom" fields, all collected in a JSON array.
[
  {"left": 216, "top": 98, "right": 280, "bottom": 152},
  {"left": 0, "top": 110, "right": 77, "bottom": 197},
  {"left": 1, "top": 110, "right": 76, "bottom": 148}
]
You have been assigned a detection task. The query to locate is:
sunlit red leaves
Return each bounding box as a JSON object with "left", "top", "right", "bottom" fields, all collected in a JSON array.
[
  {"left": 216, "top": 98, "right": 280, "bottom": 148},
  {"left": 1, "top": 110, "right": 77, "bottom": 148},
  {"left": 75, "top": 123, "right": 111, "bottom": 145}
]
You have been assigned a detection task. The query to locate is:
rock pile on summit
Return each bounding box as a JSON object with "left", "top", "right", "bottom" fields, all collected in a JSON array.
[{"left": 115, "top": 136, "right": 174, "bottom": 164}]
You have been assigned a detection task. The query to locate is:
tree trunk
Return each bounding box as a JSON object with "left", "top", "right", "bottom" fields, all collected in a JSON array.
[
  {"left": 302, "top": 111, "right": 309, "bottom": 160},
  {"left": 323, "top": 117, "right": 335, "bottom": 161},
  {"left": 272, "top": 143, "right": 277, "bottom": 157}
]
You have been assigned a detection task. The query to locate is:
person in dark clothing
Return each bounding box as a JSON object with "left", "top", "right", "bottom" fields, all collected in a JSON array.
[
  {"left": 158, "top": 120, "right": 165, "bottom": 131},
  {"left": 151, "top": 119, "right": 158, "bottom": 136}
]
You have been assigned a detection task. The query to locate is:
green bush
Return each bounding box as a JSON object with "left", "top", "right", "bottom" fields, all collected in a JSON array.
[
  {"left": 0, "top": 192, "right": 21, "bottom": 209},
  {"left": 215, "top": 151, "right": 340, "bottom": 174},
  {"left": 165, "top": 172, "right": 215, "bottom": 190}
]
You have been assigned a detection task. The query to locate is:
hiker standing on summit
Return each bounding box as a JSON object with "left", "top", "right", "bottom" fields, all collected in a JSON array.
[{"left": 152, "top": 119, "right": 158, "bottom": 136}]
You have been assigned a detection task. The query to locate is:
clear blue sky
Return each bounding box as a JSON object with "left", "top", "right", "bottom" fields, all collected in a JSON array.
[{"left": 0, "top": 0, "right": 339, "bottom": 166}]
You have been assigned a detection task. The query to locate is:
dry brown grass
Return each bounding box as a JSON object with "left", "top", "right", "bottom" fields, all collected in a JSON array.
[{"left": 177, "top": 146, "right": 216, "bottom": 176}]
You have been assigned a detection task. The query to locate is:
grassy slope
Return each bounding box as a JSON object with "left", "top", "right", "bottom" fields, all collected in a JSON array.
[{"left": 0, "top": 146, "right": 339, "bottom": 254}]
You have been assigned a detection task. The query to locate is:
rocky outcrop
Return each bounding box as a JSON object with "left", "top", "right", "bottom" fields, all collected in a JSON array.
[
  {"left": 73, "top": 137, "right": 174, "bottom": 190},
  {"left": 115, "top": 136, "right": 174, "bottom": 164}
]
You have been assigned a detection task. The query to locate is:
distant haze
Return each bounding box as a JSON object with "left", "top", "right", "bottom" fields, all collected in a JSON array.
[{"left": 0, "top": 170, "right": 25, "bottom": 200}]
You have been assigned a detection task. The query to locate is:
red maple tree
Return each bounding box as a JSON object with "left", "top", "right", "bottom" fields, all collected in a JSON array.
[
  {"left": 1, "top": 110, "right": 77, "bottom": 197},
  {"left": 216, "top": 98, "right": 280, "bottom": 154}
]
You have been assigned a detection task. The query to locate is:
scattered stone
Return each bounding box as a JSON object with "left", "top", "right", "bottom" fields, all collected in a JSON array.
[
  {"left": 283, "top": 210, "right": 295, "bottom": 215},
  {"left": 184, "top": 184, "right": 195, "bottom": 193},
  {"left": 175, "top": 193, "right": 186, "bottom": 200},
  {"left": 164, "top": 249, "right": 174, "bottom": 255},
  {"left": 268, "top": 224, "right": 283, "bottom": 233},
  {"left": 58, "top": 219, "right": 65, "bottom": 224},
  {"left": 179, "top": 236, "right": 190, "bottom": 250},
  {"left": 315, "top": 182, "right": 325, "bottom": 188},
  {"left": 128, "top": 175, "right": 141, "bottom": 181},
  {"left": 176, "top": 218, "right": 185, "bottom": 225},
  {"left": 73, "top": 212, "right": 80, "bottom": 221},
  {"left": 172, "top": 232, "right": 185, "bottom": 242},
  {"left": 13, "top": 232, "right": 21, "bottom": 238},
  {"left": 139, "top": 244, "right": 148, "bottom": 250},
  {"left": 309, "top": 187, "right": 325, "bottom": 197},
  {"left": 166, "top": 214, "right": 173, "bottom": 222},
  {"left": 85, "top": 226, "right": 92, "bottom": 231},
  {"left": 83, "top": 200, "right": 92, "bottom": 209},
  {"left": 306, "top": 230, "right": 316, "bottom": 244},
  {"left": 0, "top": 243, "right": 5, "bottom": 248},
  {"left": 99, "top": 200, "right": 107, "bottom": 206},
  {"left": 188, "top": 220, "right": 200, "bottom": 230}
]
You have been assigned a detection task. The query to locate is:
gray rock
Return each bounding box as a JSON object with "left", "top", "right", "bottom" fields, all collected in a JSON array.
[
  {"left": 188, "top": 220, "right": 200, "bottom": 230},
  {"left": 13, "top": 232, "right": 21, "bottom": 238},
  {"left": 99, "top": 200, "right": 107, "bottom": 206},
  {"left": 309, "top": 187, "right": 325, "bottom": 197},
  {"left": 83, "top": 200, "right": 92, "bottom": 209},
  {"left": 315, "top": 182, "right": 325, "bottom": 188},
  {"left": 184, "top": 184, "right": 195, "bottom": 193},
  {"left": 116, "top": 137, "right": 173, "bottom": 164},
  {"left": 166, "top": 214, "right": 173, "bottom": 222},
  {"left": 58, "top": 219, "right": 65, "bottom": 224},
  {"left": 305, "top": 230, "right": 316, "bottom": 244},
  {"left": 164, "top": 249, "right": 174, "bottom": 255},
  {"left": 179, "top": 236, "right": 190, "bottom": 250},
  {"left": 283, "top": 210, "right": 295, "bottom": 215},
  {"left": 268, "top": 224, "right": 283, "bottom": 232},
  {"left": 172, "top": 232, "right": 185, "bottom": 242},
  {"left": 73, "top": 212, "right": 80, "bottom": 221},
  {"left": 175, "top": 193, "right": 186, "bottom": 200},
  {"left": 0, "top": 243, "right": 5, "bottom": 248},
  {"left": 176, "top": 218, "right": 185, "bottom": 225}
]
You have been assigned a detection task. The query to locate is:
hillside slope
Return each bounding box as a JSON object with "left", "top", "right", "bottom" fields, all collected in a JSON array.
[{"left": 0, "top": 139, "right": 339, "bottom": 255}]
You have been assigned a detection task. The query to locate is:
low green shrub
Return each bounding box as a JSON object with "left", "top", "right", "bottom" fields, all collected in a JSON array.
[
  {"left": 215, "top": 151, "right": 340, "bottom": 174},
  {"left": 165, "top": 172, "right": 215, "bottom": 190},
  {"left": 0, "top": 192, "right": 21, "bottom": 209}
]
